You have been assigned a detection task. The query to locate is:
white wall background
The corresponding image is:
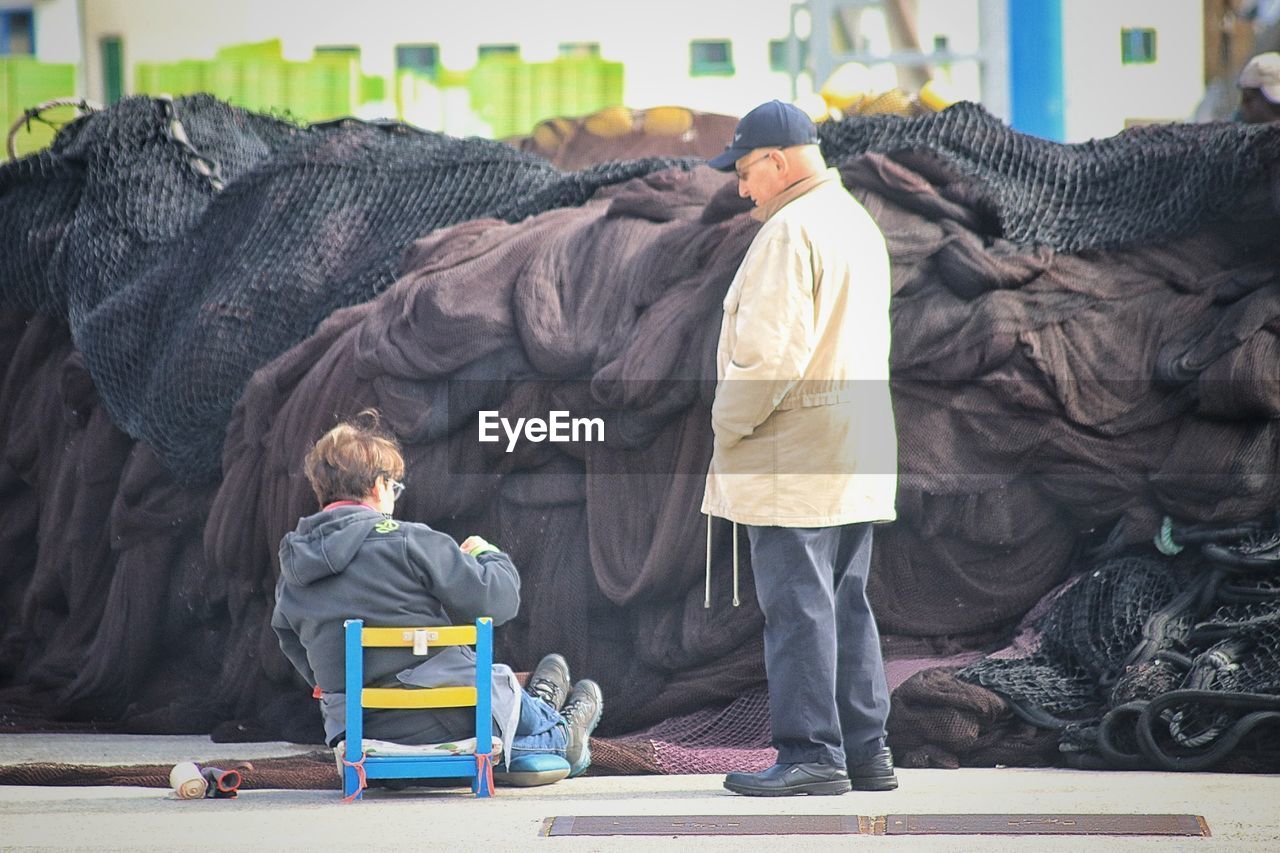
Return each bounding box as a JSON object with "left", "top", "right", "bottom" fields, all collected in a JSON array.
[
  {"left": 7, "top": 0, "right": 80, "bottom": 63},
  {"left": 72, "top": 0, "right": 996, "bottom": 117},
  {"left": 18, "top": 0, "right": 1210, "bottom": 139},
  {"left": 1061, "top": 0, "right": 1204, "bottom": 141},
  {"left": 77, "top": 0, "right": 806, "bottom": 117}
]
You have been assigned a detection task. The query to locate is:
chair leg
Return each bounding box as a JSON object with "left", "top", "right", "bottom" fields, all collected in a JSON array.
[
  {"left": 344, "top": 766, "right": 362, "bottom": 800},
  {"left": 474, "top": 758, "right": 493, "bottom": 798}
]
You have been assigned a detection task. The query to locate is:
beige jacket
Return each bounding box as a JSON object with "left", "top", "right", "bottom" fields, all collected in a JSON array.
[{"left": 701, "top": 168, "right": 898, "bottom": 528}]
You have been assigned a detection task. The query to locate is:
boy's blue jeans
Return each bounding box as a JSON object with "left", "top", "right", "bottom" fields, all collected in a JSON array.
[{"left": 508, "top": 689, "right": 568, "bottom": 758}]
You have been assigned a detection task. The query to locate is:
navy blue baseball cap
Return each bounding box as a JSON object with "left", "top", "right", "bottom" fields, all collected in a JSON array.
[{"left": 707, "top": 100, "right": 819, "bottom": 172}]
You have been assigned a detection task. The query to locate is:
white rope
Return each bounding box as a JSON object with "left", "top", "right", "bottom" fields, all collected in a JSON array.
[{"left": 7, "top": 97, "right": 104, "bottom": 160}]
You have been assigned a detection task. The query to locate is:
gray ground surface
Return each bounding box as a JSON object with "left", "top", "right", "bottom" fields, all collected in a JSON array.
[{"left": 1, "top": 734, "right": 1277, "bottom": 851}]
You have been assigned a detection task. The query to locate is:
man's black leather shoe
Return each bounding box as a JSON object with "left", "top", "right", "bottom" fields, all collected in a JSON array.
[
  {"left": 723, "top": 762, "right": 851, "bottom": 796},
  {"left": 848, "top": 746, "right": 898, "bottom": 791}
]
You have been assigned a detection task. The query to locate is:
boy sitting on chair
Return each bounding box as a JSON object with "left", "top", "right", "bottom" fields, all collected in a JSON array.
[{"left": 271, "top": 409, "right": 603, "bottom": 783}]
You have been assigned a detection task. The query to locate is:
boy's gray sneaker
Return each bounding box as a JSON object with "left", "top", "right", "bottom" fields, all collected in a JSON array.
[
  {"left": 560, "top": 679, "right": 603, "bottom": 777},
  {"left": 527, "top": 653, "right": 572, "bottom": 711}
]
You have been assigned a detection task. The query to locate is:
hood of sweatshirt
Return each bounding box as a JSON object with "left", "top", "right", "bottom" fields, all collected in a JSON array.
[{"left": 278, "top": 504, "right": 384, "bottom": 587}]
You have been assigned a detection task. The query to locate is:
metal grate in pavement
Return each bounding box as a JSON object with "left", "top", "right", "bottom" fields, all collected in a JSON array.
[
  {"left": 540, "top": 813, "right": 1210, "bottom": 837},
  {"left": 884, "top": 814, "right": 1210, "bottom": 836}
]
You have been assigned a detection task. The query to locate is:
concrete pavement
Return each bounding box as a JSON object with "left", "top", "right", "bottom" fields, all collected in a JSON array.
[{"left": 1, "top": 734, "right": 1277, "bottom": 851}]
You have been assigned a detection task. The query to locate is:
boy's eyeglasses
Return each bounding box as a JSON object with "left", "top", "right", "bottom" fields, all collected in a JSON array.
[{"left": 387, "top": 479, "right": 405, "bottom": 500}]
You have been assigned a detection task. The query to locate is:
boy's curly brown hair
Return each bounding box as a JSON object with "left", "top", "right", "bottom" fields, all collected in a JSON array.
[{"left": 303, "top": 409, "right": 404, "bottom": 506}]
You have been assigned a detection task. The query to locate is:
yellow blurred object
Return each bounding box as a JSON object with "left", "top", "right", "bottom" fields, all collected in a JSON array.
[
  {"left": 792, "top": 92, "right": 838, "bottom": 123},
  {"left": 917, "top": 80, "right": 955, "bottom": 113},
  {"left": 583, "top": 105, "right": 635, "bottom": 137},
  {"left": 820, "top": 62, "right": 872, "bottom": 112},
  {"left": 641, "top": 106, "right": 694, "bottom": 136},
  {"left": 531, "top": 117, "right": 575, "bottom": 152},
  {"left": 835, "top": 93, "right": 869, "bottom": 114},
  {"left": 858, "top": 89, "right": 914, "bottom": 116}
]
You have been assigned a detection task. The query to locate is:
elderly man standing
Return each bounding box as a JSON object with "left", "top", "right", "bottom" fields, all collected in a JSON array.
[{"left": 702, "top": 100, "right": 898, "bottom": 796}]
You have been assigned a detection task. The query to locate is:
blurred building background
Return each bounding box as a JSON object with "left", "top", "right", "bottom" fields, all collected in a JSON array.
[{"left": 2, "top": 0, "right": 1279, "bottom": 157}]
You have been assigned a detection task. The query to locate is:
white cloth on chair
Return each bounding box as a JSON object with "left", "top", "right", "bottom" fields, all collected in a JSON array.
[{"left": 396, "top": 645, "right": 521, "bottom": 763}]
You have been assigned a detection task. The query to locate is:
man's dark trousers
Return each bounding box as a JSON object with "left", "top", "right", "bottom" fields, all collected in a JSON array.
[{"left": 747, "top": 522, "right": 890, "bottom": 768}]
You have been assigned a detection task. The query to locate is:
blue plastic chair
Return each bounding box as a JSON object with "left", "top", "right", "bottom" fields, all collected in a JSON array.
[{"left": 341, "top": 617, "right": 495, "bottom": 800}]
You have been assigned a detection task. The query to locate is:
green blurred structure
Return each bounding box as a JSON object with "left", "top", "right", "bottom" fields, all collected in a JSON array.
[
  {"left": 1, "top": 57, "right": 77, "bottom": 161},
  {"left": 134, "top": 40, "right": 384, "bottom": 124},
  {"left": 132, "top": 40, "right": 623, "bottom": 137},
  {"left": 464, "top": 54, "right": 624, "bottom": 138},
  {"left": 3, "top": 41, "right": 626, "bottom": 160}
]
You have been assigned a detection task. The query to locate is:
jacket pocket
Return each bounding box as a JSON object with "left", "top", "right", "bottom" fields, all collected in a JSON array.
[{"left": 777, "top": 389, "right": 856, "bottom": 410}]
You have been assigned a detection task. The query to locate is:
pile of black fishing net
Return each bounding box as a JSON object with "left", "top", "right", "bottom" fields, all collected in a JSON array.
[
  {"left": 2, "top": 95, "right": 1280, "bottom": 774},
  {"left": 0, "top": 94, "right": 685, "bottom": 482},
  {"left": 818, "top": 100, "right": 1280, "bottom": 251},
  {"left": 957, "top": 520, "right": 1280, "bottom": 771}
]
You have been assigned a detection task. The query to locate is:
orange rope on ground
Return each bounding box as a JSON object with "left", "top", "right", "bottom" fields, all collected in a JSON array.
[
  {"left": 475, "top": 751, "right": 495, "bottom": 796},
  {"left": 340, "top": 753, "right": 367, "bottom": 803}
]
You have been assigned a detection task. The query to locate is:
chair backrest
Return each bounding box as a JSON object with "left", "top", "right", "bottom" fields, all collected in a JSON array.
[{"left": 342, "top": 617, "right": 493, "bottom": 753}]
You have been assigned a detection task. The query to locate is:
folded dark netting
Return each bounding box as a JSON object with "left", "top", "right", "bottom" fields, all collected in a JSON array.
[
  {"left": 951, "top": 544, "right": 1280, "bottom": 771},
  {"left": 3, "top": 97, "right": 1280, "bottom": 775},
  {"left": 3, "top": 98, "right": 1278, "bottom": 487},
  {"left": 0, "top": 94, "right": 690, "bottom": 483},
  {"left": 818, "top": 102, "right": 1280, "bottom": 252}
]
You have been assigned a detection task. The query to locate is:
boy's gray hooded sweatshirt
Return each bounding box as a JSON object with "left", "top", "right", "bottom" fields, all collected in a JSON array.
[{"left": 272, "top": 504, "right": 521, "bottom": 748}]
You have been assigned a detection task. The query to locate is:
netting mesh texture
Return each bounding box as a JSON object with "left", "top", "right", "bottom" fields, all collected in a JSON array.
[
  {"left": 5, "top": 98, "right": 1279, "bottom": 483},
  {"left": 958, "top": 522, "right": 1280, "bottom": 771},
  {"left": 0, "top": 95, "right": 687, "bottom": 482},
  {"left": 817, "top": 102, "right": 1280, "bottom": 252},
  {"left": 959, "top": 555, "right": 1195, "bottom": 723},
  {"left": 3, "top": 96, "right": 1280, "bottom": 774}
]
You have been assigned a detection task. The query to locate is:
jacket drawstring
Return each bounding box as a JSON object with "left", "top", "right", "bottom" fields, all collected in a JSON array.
[
  {"left": 704, "top": 513, "right": 712, "bottom": 608},
  {"left": 731, "top": 521, "right": 740, "bottom": 607},
  {"left": 704, "top": 514, "right": 741, "bottom": 608}
]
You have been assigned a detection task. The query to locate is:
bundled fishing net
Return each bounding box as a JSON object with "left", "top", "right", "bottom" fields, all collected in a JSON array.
[
  {"left": 818, "top": 101, "right": 1280, "bottom": 251},
  {"left": 956, "top": 522, "right": 1280, "bottom": 771},
  {"left": 2, "top": 96, "right": 1280, "bottom": 774},
  {"left": 0, "top": 94, "right": 685, "bottom": 482}
]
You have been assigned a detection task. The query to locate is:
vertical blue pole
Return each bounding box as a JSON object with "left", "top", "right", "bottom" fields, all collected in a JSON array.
[
  {"left": 474, "top": 618, "right": 493, "bottom": 797},
  {"left": 1008, "top": 0, "right": 1065, "bottom": 141},
  {"left": 343, "top": 619, "right": 363, "bottom": 799}
]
